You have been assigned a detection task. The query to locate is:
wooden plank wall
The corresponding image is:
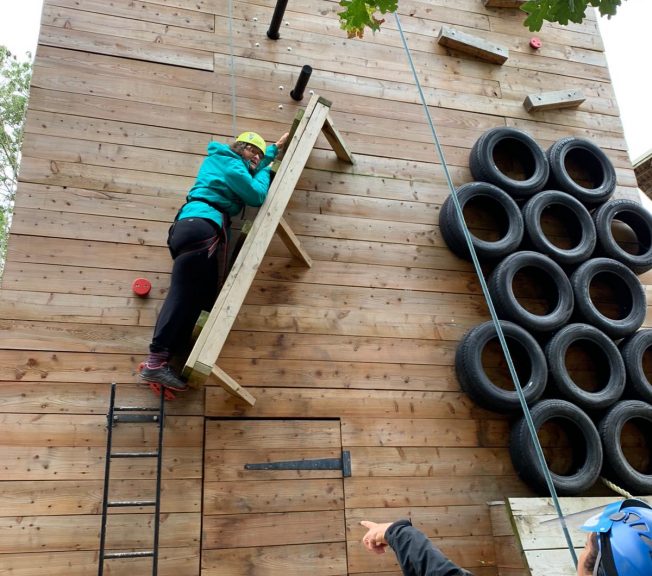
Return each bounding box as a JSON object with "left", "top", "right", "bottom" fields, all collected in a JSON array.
[{"left": 0, "top": 0, "right": 644, "bottom": 574}]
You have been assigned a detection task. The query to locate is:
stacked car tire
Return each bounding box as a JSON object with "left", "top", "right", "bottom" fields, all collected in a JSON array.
[{"left": 444, "top": 127, "right": 652, "bottom": 496}]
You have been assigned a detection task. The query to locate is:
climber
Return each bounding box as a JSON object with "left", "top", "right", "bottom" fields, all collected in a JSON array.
[{"left": 139, "top": 130, "right": 289, "bottom": 393}]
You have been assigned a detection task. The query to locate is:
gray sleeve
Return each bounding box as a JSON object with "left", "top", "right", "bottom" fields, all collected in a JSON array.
[{"left": 385, "top": 519, "right": 473, "bottom": 576}]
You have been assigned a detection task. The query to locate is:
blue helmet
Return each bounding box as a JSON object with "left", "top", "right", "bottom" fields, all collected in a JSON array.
[{"left": 580, "top": 498, "right": 652, "bottom": 576}]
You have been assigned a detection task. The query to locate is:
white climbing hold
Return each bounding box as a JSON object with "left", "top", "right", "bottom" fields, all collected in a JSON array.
[
  {"left": 279, "top": 86, "right": 284, "bottom": 90},
  {"left": 278, "top": 104, "right": 284, "bottom": 109}
]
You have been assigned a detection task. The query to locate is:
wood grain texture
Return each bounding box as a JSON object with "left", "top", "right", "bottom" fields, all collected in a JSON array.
[{"left": 0, "top": 0, "right": 643, "bottom": 572}]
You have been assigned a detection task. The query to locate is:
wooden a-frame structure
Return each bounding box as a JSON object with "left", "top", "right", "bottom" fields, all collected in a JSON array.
[{"left": 182, "top": 94, "right": 353, "bottom": 404}]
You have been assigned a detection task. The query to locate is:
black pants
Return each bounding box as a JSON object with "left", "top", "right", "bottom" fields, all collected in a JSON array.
[{"left": 150, "top": 218, "right": 223, "bottom": 356}]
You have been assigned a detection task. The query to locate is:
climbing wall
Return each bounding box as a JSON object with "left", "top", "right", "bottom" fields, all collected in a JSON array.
[{"left": 0, "top": 1, "right": 645, "bottom": 575}]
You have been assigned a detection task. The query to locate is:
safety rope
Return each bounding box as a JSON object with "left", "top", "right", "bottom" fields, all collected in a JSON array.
[
  {"left": 600, "top": 476, "right": 633, "bottom": 499},
  {"left": 393, "top": 12, "right": 579, "bottom": 568},
  {"left": 227, "top": 0, "right": 238, "bottom": 137}
]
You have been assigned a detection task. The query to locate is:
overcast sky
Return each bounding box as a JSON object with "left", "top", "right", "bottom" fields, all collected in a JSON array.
[{"left": 1, "top": 0, "right": 650, "bottom": 160}]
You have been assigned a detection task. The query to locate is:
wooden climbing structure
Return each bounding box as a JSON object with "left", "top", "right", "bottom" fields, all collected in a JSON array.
[
  {"left": 0, "top": 1, "right": 646, "bottom": 575},
  {"left": 183, "top": 94, "right": 354, "bottom": 404}
]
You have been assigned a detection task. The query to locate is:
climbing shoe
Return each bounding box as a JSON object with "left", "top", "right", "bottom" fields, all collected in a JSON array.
[{"left": 139, "top": 362, "right": 188, "bottom": 392}]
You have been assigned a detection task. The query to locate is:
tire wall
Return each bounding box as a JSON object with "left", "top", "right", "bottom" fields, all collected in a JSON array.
[{"left": 444, "top": 128, "right": 652, "bottom": 496}]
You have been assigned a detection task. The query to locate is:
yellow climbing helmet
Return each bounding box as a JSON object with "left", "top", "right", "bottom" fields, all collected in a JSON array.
[{"left": 236, "top": 131, "right": 266, "bottom": 154}]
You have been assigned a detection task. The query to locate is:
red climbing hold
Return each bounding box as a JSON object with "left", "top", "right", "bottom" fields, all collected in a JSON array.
[
  {"left": 132, "top": 277, "right": 152, "bottom": 296},
  {"left": 530, "top": 37, "right": 542, "bottom": 49}
]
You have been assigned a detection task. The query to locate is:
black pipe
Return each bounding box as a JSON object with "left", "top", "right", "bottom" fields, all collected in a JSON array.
[
  {"left": 266, "top": 0, "right": 288, "bottom": 40},
  {"left": 290, "top": 65, "right": 313, "bottom": 101}
]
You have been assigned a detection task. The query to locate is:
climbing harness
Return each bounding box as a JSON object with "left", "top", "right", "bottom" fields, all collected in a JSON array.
[{"left": 393, "top": 11, "right": 579, "bottom": 567}]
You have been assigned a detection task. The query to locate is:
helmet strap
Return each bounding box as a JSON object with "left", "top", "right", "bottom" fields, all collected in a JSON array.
[{"left": 598, "top": 533, "right": 618, "bottom": 576}]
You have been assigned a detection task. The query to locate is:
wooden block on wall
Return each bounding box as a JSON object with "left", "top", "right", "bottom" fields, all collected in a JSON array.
[
  {"left": 484, "top": 0, "right": 526, "bottom": 8},
  {"left": 523, "top": 89, "right": 586, "bottom": 112},
  {"left": 438, "top": 27, "right": 509, "bottom": 64}
]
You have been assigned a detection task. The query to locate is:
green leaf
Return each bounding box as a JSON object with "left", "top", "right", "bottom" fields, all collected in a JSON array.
[
  {"left": 522, "top": 0, "right": 625, "bottom": 31},
  {"left": 338, "top": 0, "right": 398, "bottom": 38}
]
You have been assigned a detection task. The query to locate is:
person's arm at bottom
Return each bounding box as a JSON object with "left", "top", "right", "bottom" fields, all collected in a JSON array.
[{"left": 361, "top": 520, "right": 472, "bottom": 576}]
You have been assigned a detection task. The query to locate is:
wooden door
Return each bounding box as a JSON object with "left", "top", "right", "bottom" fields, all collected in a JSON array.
[{"left": 202, "top": 419, "right": 348, "bottom": 576}]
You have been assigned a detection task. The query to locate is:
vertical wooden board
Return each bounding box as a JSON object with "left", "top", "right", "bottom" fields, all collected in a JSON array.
[{"left": 488, "top": 501, "right": 530, "bottom": 575}]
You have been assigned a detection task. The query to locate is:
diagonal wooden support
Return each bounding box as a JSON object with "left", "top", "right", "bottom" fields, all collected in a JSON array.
[
  {"left": 183, "top": 94, "right": 353, "bottom": 403},
  {"left": 210, "top": 366, "right": 257, "bottom": 406},
  {"left": 277, "top": 216, "right": 312, "bottom": 267}
]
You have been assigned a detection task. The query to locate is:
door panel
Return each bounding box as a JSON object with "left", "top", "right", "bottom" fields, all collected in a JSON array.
[
  {"left": 202, "top": 419, "right": 347, "bottom": 576},
  {"left": 202, "top": 543, "right": 347, "bottom": 576},
  {"left": 203, "top": 510, "right": 344, "bottom": 548}
]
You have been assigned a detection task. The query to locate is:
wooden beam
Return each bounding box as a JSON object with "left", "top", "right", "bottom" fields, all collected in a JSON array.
[
  {"left": 322, "top": 114, "right": 355, "bottom": 164},
  {"left": 523, "top": 89, "right": 586, "bottom": 112},
  {"left": 438, "top": 27, "right": 509, "bottom": 65},
  {"left": 483, "top": 0, "right": 525, "bottom": 7},
  {"left": 276, "top": 217, "right": 312, "bottom": 267},
  {"left": 211, "top": 365, "right": 256, "bottom": 406}
]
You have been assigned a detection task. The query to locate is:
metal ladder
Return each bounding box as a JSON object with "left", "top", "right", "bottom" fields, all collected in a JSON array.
[{"left": 98, "top": 383, "right": 166, "bottom": 575}]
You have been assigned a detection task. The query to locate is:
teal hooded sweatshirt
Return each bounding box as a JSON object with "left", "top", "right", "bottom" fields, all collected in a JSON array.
[{"left": 177, "top": 141, "right": 278, "bottom": 228}]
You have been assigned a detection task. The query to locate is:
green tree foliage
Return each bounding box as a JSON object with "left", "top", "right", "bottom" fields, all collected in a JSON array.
[
  {"left": 0, "top": 46, "right": 32, "bottom": 273},
  {"left": 338, "top": 0, "right": 397, "bottom": 38},
  {"left": 338, "top": 0, "right": 624, "bottom": 36},
  {"left": 522, "top": 0, "right": 624, "bottom": 31}
]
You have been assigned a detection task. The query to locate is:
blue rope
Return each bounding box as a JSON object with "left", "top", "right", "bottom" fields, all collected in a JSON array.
[
  {"left": 393, "top": 11, "right": 578, "bottom": 567},
  {"left": 228, "top": 0, "right": 238, "bottom": 137}
]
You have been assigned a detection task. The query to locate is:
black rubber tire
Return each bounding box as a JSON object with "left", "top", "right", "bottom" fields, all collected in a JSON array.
[
  {"left": 547, "top": 137, "right": 616, "bottom": 206},
  {"left": 510, "top": 399, "right": 603, "bottom": 495},
  {"left": 599, "top": 400, "right": 652, "bottom": 495},
  {"left": 439, "top": 182, "right": 524, "bottom": 261},
  {"left": 593, "top": 199, "right": 652, "bottom": 274},
  {"left": 521, "top": 190, "right": 596, "bottom": 266},
  {"left": 620, "top": 330, "right": 652, "bottom": 403},
  {"left": 488, "top": 251, "right": 574, "bottom": 333},
  {"left": 469, "top": 127, "right": 549, "bottom": 199},
  {"left": 545, "top": 323, "right": 625, "bottom": 410},
  {"left": 570, "top": 258, "right": 646, "bottom": 339},
  {"left": 455, "top": 320, "right": 547, "bottom": 413}
]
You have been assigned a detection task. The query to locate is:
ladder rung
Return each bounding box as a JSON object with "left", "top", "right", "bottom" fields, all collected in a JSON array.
[
  {"left": 112, "top": 414, "right": 160, "bottom": 423},
  {"left": 108, "top": 500, "right": 156, "bottom": 507},
  {"left": 111, "top": 451, "right": 159, "bottom": 458},
  {"left": 114, "top": 406, "right": 160, "bottom": 412},
  {"left": 103, "top": 550, "right": 154, "bottom": 559}
]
